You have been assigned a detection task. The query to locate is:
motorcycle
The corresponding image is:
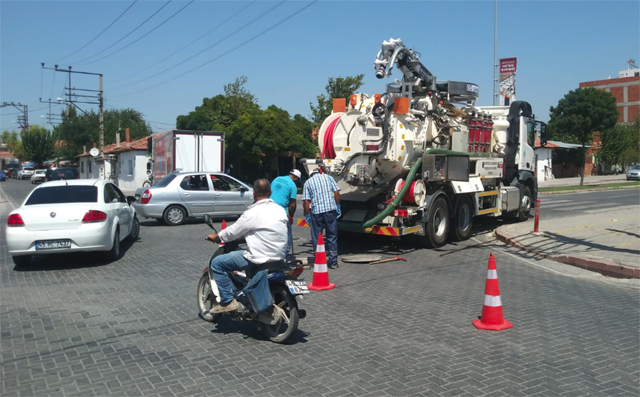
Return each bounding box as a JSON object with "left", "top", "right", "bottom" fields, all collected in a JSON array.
[{"left": 197, "top": 214, "right": 309, "bottom": 343}]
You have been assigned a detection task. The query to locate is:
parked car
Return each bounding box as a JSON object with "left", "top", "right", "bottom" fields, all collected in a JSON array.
[
  {"left": 133, "top": 172, "right": 253, "bottom": 226},
  {"left": 30, "top": 169, "right": 47, "bottom": 184},
  {"left": 45, "top": 167, "right": 79, "bottom": 181},
  {"left": 0, "top": 171, "right": 6, "bottom": 182},
  {"left": 627, "top": 164, "right": 640, "bottom": 181},
  {"left": 18, "top": 167, "right": 35, "bottom": 180},
  {"left": 5, "top": 179, "right": 140, "bottom": 266}
]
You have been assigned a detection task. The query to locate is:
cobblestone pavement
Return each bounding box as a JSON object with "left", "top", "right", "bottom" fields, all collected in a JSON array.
[{"left": 1, "top": 185, "right": 639, "bottom": 396}]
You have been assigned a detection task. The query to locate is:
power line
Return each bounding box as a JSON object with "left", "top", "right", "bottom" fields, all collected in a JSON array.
[
  {"left": 70, "top": 0, "right": 173, "bottom": 65},
  {"left": 54, "top": 0, "right": 139, "bottom": 63},
  {"left": 81, "top": 0, "right": 194, "bottom": 66},
  {"left": 114, "top": 0, "right": 287, "bottom": 90},
  {"left": 114, "top": 0, "right": 258, "bottom": 83},
  {"left": 116, "top": 0, "right": 318, "bottom": 97}
]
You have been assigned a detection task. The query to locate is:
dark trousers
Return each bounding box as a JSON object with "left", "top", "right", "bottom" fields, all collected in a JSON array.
[{"left": 310, "top": 210, "right": 338, "bottom": 266}]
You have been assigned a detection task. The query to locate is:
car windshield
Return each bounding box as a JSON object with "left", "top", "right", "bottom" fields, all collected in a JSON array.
[
  {"left": 632, "top": 165, "right": 640, "bottom": 170},
  {"left": 26, "top": 186, "right": 98, "bottom": 205},
  {"left": 154, "top": 174, "right": 177, "bottom": 188},
  {"left": 35, "top": 170, "right": 46, "bottom": 175}
]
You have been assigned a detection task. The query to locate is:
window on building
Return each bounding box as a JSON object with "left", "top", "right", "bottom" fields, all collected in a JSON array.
[
  {"left": 128, "top": 160, "right": 133, "bottom": 175},
  {"left": 88, "top": 161, "right": 92, "bottom": 173},
  {"left": 80, "top": 161, "right": 84, "bottom": 173}
]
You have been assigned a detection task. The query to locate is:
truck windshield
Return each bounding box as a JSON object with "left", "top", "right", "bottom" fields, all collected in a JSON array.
[{"left": 155, "top": 174, "right": 177, "bottom": 188}]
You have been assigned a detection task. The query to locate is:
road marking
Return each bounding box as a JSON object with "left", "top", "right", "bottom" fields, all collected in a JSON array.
[
  {"left": 492, "top": 245, "right": 640, "bottom": 288},
  {"left": 617, "top": 239, "right": 640, "bottom": 249}
]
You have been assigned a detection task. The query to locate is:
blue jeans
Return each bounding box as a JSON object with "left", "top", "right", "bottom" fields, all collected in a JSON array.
[
  {"left": 210, "top": 250, "right": 252, "bottom": 305},
  {"left": 310, "top": 210, "right": 338, "bottom": 266}
]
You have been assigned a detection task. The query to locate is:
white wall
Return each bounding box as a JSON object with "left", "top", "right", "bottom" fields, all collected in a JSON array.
[
  {"left": 536, "top": 148, "right": 554, "bottom": 183},
  {"left": 78, "top": 156, "right": 111, "bottom": 180},
  {"left": 117, "top": 150, "right": 149, "bottom": 194}
]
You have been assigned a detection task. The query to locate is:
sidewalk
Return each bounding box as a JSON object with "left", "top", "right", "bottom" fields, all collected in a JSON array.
[
  {"left": 496, "top": 175, "right": 640, "bottom": 278},
  {"left": 538, "top": 174, "right": 628, "bottom": 188}
]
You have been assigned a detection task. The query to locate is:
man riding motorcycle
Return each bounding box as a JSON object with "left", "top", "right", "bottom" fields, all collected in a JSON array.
[{"left": 202, "top": 178, "right": 289, "bottom": 315}]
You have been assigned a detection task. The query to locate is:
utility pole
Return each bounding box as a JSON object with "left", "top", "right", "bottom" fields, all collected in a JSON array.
[
  {"left": 0, "top": 102, "right": 29, "bottom": 132},
  {"left": 42, "top": 63, "right": 105, "bottom": 177},
  {"left": 38, "top": 98, "right": 64, "bottom": 126},
  {"left": 493, "top": 0, "right": 499, "bottom": 106}
]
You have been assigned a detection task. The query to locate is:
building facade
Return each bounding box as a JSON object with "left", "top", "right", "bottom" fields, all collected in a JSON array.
[
  {"left": 77, "top": 135, "right": 150, "bottom": 195},
  {"left": 579, "top": 68, "right": 640, "bottom": 124}
]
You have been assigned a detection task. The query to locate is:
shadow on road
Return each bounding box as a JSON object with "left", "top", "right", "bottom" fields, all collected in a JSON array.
[{"left": 12, "top": 238, "right": 138, "bottom": 271}]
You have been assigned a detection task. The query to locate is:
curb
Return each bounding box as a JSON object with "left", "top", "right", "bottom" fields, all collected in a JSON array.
[{"left": 495, "top": 226, "right": 640, "bottom": 279}]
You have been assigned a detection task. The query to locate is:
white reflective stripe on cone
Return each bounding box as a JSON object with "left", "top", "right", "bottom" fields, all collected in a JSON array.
[
  {"left": 314, "top": 264, "right": 328, "bottom": 273},
  {"left": 484, "top": 295, "right": 502, "bottom": 307},
  {"left": 316, "top": 245, "right": 326, "bottom": 253},
  {"left": 486, "top": 269, "right": 498, "bottom": 279}
]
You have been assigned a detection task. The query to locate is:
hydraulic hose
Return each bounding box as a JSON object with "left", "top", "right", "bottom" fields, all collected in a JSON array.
[
  {"left": 361, "top": 152, "right": 423, "bottom": 229},
  {"left": 360, "top": 147, "right": 486, "bottom": 229}
]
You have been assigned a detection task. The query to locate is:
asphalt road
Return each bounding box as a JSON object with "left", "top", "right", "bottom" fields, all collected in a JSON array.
[
  {"left": 539, "top": 189, "right": 640, "bottom": 218},
  {"left": 1, "top": 178, "right": 639, "bottom": 396}
]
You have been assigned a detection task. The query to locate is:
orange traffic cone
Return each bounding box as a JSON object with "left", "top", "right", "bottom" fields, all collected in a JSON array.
[
  {"left": 219, "top": 219, "right": 227, "bottom": 247},
  {"left": 472, "top": 253, "right": 513, "bottom": 331},
  {"left": 308, "top": 233, "right": 335, "bottom": 291}
]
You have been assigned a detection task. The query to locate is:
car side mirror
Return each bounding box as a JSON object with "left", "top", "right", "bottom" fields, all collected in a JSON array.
[
  {"left": 239, "top": 186, "right": 249, "bottom": 192},
  {"left": 127, "top": 196, "right": 136, "bottom": 205}
]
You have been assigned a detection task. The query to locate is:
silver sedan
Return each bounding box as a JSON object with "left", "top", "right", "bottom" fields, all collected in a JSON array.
[{"left": 133, "top": 172, "right": 254, "bottom": 226}]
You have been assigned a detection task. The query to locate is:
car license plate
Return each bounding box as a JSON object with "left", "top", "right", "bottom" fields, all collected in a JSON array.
[
  {"left": 35, "top": 240, "right": 71, "bottom": 250},
  {"left": 285, "top": 280, "right": 309, "bottom": 294}
]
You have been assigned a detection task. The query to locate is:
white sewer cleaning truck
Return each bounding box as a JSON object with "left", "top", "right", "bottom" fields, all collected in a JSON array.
[{"left": 302, "top": 38, "right": 547, "bottom": 248}]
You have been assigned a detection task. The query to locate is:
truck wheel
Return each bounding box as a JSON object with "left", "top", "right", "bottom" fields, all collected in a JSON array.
[
  {"left": 451, "top": 195, "right": 474, "bottom": 241},
  {"left": 517, "top": 186, "right": 532, "bottom": 222},
  {"left": 418, "top": 196, "right": 450, "bottom": 248},
  {"left": 164, "top": 205, "right": 186, "bottom": 226}
]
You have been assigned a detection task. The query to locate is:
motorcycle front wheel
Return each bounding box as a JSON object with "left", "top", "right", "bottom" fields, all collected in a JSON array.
[
  {"left": 262, "top": 285, "right": 299, "bottom": 343},
  {"left": 197, "top": 273, "right": 221, "bottom": 323}
]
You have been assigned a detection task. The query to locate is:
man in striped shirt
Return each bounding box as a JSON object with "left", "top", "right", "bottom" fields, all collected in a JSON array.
[{"left": 302, "top": 169, "right": 341, "bottom": 269}]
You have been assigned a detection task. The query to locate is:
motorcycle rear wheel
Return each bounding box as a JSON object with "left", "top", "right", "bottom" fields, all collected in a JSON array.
[
  {"left": 197, "top": 274, "right": 221, "bottom": 323},
  {"left": 262, "top": 285, "right": 299, "bottom": 343}
]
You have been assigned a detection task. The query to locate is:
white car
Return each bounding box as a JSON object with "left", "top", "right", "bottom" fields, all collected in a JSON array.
[
  {"left": 18, "top": 167, "right": 35, "bottom": 180},
  {"left": 30, "top": 169, "right": 46, "bottom": 184},
  {"left": 6, "top": 179, "right": 140, "bottom": 266}
]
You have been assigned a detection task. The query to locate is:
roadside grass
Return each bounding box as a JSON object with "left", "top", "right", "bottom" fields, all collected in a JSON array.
[{"left": 539, "top": 181, "right": 640, "bottom": 193}]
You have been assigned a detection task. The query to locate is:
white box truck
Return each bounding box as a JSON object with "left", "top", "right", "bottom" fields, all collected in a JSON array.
[{"left": 152, "top": 130, "right": 224, "bottom": 183}]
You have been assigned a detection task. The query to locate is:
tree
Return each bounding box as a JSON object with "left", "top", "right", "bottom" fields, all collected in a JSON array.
[
  {"left": 309, "top": 74, "right": 365, "bottom": 126},
  {"left": 548, "top": 87, "right": 618, "bottom": 185},
  {"left": 624, "top": 115, "right": 640, "bottom": 166},
  {"left": 226, "top": 105, "right": 317, "bottom": 174},
  {"left": 176, "top": 76, "right": 260, "bottom": 131},
  {"left": 597, "top": 122, "right": 634, "bottom": 173},
  {"left": 21, "top": 125, "right": 56, "bottom": 165},
  {"left": 176, "top": 76, "right": 317, "bottom": 180},
  {"left": 54, "top": 107, "right": 152, "bottom": 161},
  {"left": 1, "top": 130, "right": 25, "bottom": 159}
]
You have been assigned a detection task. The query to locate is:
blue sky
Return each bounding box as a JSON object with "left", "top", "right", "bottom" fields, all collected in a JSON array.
[{"left": 1, "top": 0, "right": 638, "bottom": 135}]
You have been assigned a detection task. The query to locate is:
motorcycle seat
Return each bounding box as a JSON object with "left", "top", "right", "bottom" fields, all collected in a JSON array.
[{"left": 246, "top": 257, "right": 297, "bottom": 279}]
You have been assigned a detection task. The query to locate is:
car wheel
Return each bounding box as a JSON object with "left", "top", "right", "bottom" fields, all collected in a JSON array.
[
  {"left": 107, "top": 229, "right": 121, "bottom": 261},
  {"left": 12, "top": 255, "right": 31, "bottom": 267},
  {"left": 128, "top": 216, "right": 140, "bottom": 241},
  {"left": 163, "top": 205, "right": 186, "bottom": 226}
]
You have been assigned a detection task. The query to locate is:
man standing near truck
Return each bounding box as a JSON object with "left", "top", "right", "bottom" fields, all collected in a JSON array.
[
  {"left": 302, "top": 169, "right": 341, "bottom": 269},
  {"left": 270, "top": 169, "right": 301, "bottom": 258}
]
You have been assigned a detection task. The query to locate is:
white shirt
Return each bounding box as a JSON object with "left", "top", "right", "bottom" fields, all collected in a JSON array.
[{"left": 218, "top": 198, "right": 288, "bottom": 264}]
